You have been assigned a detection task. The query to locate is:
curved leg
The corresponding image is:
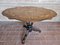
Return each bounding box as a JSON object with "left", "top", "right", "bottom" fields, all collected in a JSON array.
[
  {"left": 21, "top": 33, "right": 28, "bottom": 44},
  {"left": 21, "top": 30, "right": 29, "bottom": 44},
  {"left": 32, "top": 26, "right": 41, "bottom": 33}
]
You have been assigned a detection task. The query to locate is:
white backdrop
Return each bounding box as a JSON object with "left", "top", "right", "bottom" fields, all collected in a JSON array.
[{"left": 0, "top": 0, "right": 60, "bottom": 22}]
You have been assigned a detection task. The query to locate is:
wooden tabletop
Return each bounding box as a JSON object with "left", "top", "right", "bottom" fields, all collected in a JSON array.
[{"left": 2, "top": 7, "right": 57, "bottom": 22}]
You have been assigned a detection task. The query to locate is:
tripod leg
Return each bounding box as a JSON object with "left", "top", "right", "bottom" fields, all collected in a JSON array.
[
  {"left": 21, "top": 30, "right": 29, "bottom": 44},
  {"left": 32, "top": 27, "right": 41, "bottom": 33},
  {"left": 21, "top": 34, "right": 27, "bottom": 44},
  {"left": 21, "top": 22, "right": 33, "bottom": 44}
]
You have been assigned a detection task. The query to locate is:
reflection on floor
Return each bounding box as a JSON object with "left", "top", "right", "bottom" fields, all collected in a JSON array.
[{"left": 0, "top": 21, "right": 60, "bottom": 45}]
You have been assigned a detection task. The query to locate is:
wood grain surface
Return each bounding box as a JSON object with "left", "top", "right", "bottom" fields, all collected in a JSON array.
[{"left": 2, "top": 7, "right": 57, "bottom": 22}]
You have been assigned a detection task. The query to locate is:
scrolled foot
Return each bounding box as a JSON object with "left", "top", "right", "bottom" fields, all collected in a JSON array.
[{"left": 21, "top": 40, "right": 25, "bottom": 44}]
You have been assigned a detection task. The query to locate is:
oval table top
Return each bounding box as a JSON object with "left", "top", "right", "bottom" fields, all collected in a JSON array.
[{"left": 2, "top": 6, "right": 57, "bottom": 22}]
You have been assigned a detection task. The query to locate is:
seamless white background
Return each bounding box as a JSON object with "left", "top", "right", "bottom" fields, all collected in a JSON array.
[{"left": 0, "top": 0, "right": 60, "bottom": 22}]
